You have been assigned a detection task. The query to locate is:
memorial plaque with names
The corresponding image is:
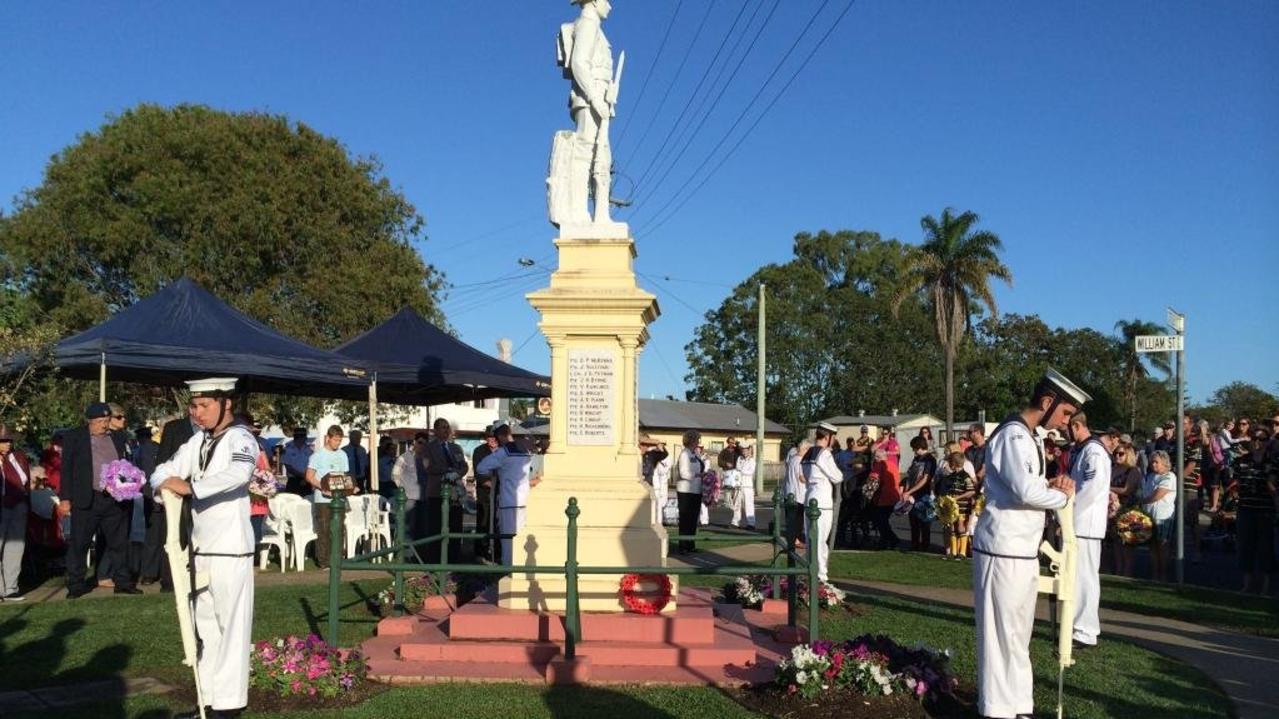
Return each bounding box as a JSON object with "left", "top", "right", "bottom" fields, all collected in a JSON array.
[{"left": 567, "top": 348, "right": 616, "bottom": 445}]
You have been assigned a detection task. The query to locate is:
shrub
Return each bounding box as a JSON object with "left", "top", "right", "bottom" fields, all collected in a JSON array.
[{"left": 251, "top": 634, "right": 367, "bottom": 698}]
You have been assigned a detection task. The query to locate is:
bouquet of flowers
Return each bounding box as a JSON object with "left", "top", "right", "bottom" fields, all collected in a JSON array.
[
  {"left": 101, "top": 459, "right": 147, "bottom": 502},
  {"left": 779, "top": 578, "right": 848, "bottom": 609},
  {"left": 892, "top": 496, "right": 914, "bottom": 516},
  {"left": 911, "top": 494, "right": 937, "bottom": 523},
  {"left": 250, "top": 634, "right": 367, "bottom": 698},
  {"left": 722, "top": 574, "right": 770, "bottom": 609},
  {"left": 971, "top": 494, "right": 986, "bottom": 517},
  {"left": 935, "top": 495, "right": 960, "bottom": 527},
  {"left": 1115, "top": 507, "right": 1154, "bottom": 546},
  {"left": 701, "top": 470, "right": 721, "bottom": 507},
  {"left": 373, "top": 573, "right": 458, "bottom": 614},
  {"left": 249, "top": 468, "right": 281, "bottom": 500}
]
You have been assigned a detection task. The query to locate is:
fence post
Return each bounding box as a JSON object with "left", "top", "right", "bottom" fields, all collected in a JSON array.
[
  {"left": 806, "top": 499, "right": 820, "bottom": 643},
  {"left": 564, "top": 497, "right": 581, "bottom": 661},
  {"left": 394, "top": 486, "right": 407, "bottom": 616},
  {"left": 786, "top": 493, "right": 798, "bottom": 627},
  {"left": 438, "top": 484, "right": 451, "bottom": 593},
  {"left": 328, "top": 490, "right": 346, "bottom": 646},
  {"left": 770, "top": 483, "right": 782, "bottom": 600}
]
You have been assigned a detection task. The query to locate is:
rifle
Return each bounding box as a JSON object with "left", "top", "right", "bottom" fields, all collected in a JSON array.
[
  {"left": 163, "top": 488, "right": 209, "bottom": 719},
  {"left": 1038, "top": 496, "right": 1077, "bottom": 719}
]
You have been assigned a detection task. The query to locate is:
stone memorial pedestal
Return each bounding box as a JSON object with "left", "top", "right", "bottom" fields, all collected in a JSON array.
[{"left": 498, "top": 222, "right": 674, "bottom": 612}]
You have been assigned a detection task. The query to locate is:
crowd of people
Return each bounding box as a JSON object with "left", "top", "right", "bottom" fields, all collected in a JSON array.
[{"left": 0, "top": 398, "right": 557, "bottom": 604}]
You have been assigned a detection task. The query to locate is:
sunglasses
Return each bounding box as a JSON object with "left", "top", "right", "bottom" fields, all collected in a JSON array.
[{"left": 112, "top": 415, "right": 125, "bottom": 420}]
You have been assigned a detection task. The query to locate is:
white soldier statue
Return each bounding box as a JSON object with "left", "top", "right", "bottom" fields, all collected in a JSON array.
[{"left": 548, "top": 0, "right": 624, "bottom": 230}]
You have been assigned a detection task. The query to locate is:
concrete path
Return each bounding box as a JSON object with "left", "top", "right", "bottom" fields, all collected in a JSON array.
[{"left": 682, "top": 542, "right": 1279, "bottom": 719}]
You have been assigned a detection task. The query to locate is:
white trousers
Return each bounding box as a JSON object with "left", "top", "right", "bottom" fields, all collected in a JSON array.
[
  {"left": 804, "top": 505, "right": 833, "bottom": 582},
  {"left": 194, "top": 554, "right": 254, "bottom": 711},
  {"left": 974, "top": 551, "right": 1038, "bottom": 719},
  {"left": 499, "top": 507, "right": 526, "bottom": 566},
  {"left": 1072, "top": 538, "right": 1102, "bottom": 645},
  {"left": 731, "top": 482, "right": 756, "bottom": 528}
]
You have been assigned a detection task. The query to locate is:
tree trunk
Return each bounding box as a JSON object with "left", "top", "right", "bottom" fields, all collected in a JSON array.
[{"left": 945, "top": 344, "right": 955, "bottom": 440}]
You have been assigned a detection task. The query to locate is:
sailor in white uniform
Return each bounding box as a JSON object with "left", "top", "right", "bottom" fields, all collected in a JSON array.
[
  {"left": 1066, "top": 414, "right": 1114, "bottom": 649},
  {"left": 731, "top": 444, "right": 757, "bottom": 529},
  {"left": 973, "top": 368, "right": 1089, "bottom": 719},
  {"left": 476, "top": 423, "right": 539, "bottom": 565},
  {"left": 151, "top": 377, "right": 257, "bottom": 719},
  {"left": 801, "top": 422, "right": 843, "bottom": 582}
]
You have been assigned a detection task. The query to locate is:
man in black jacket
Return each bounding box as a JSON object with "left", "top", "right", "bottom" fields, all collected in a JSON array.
[
  {"left": 62, "top": 402, "right": 136, "bottom": 598},
  {"left": 138, "top": 406, "right": 198, "bottom": 589}
]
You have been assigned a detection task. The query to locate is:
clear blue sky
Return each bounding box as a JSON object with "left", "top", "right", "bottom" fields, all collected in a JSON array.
[{"left": 3, "top": 2, "right": 1276, "bottom": 405}]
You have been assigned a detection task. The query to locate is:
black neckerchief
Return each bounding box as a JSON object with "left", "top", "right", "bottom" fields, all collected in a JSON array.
[{"left": 802, "top": 445, "right": 825, "bottom": 464}]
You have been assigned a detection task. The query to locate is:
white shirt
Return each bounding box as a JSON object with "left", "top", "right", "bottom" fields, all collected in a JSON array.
[
  {"left": 651, "top": 452, "right": 673, "bottom": 489},
  {"left": 1142, "top": 472, "right": 1177, "bottom": 521},
  {"left": 151, "top": 425, "right": 257, "bottom": 555},
  {"left": 737, "top": 456, "right": 756, "bottom": 483},
  {"left": 973, "top": 416, "right": 1068, "bottom": 558},
  {"left": 784, "top": 448, "right": 806, "bottom": 504},
  {"left": 801, "top": 446, "right": 843, "bottom": 509},
  {"left": 675, "top": 448, "right": 703, "bottom": 494},
  {"left": 476, "top": 442, "right": 533, "bottom": 509},
  {"left": 1069, "top": 437, "right": 1112, "bottom": 539}
]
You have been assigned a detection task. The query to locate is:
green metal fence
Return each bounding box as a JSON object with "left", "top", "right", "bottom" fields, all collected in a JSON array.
[{"left": 324, "top": 484, "right": 824, "bottom": 657}]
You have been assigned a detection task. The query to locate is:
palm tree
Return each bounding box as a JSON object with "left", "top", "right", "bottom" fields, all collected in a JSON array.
[
  {"left": 1114, "top": 318, "right": 1172, "bottom": 431},
  {"left": 893, "top": 208, "right": 1012, "bottom": 436}
]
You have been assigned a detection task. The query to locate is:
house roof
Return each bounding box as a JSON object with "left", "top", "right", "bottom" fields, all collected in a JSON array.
[
  {"left": 819, "top": 414, "right": 942, "bottom": 429},
  {"left": 639, "top": 399, "right": 788, "bottom": 434}
]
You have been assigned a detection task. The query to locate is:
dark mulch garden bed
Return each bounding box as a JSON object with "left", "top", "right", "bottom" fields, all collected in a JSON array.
[{"left": 732, "top": 684, "right": 977, "bottom": 719}]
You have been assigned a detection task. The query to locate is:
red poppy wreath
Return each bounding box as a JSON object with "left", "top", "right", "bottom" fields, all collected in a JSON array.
[{"left": 618, "top": 573, "right": 673, "bottom": 615}]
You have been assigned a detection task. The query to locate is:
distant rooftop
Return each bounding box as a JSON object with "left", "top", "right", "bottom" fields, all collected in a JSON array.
[
  {"left": 819, "top": 413, "right": 941, "bottom": 428},
  {"left": 640, "top": 399, "right": 788, "bottom": 434}
]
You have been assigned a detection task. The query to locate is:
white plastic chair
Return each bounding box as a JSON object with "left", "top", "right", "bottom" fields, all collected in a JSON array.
[
  {"left": 282, "top": 498, "right": 318, "bottom": 572},
  {"left": 365, "top": 496, "right": 393, "bottom": 561},
  {"left": 344, "top": 495, "right": 372, "bottom": 558},
  {"left": 258, "top": 509, "right": 291, "bottom": 570}
]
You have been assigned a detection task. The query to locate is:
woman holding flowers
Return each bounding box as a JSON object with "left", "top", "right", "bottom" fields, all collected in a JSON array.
[
  {"left": 1107, "top": 444, "right": 1143, "bottom": 576},
  {"left": 1141, "top": 450, "right": 1177, "bottom": 581}
]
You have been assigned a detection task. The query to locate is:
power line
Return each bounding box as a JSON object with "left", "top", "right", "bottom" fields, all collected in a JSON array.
[
  {"left": 629, "top": 0, "right": 781, "bottom": 216},
  {"left": 510, "top": 327, "right": 543, "bottom": 358},
  {"left": 638, "top": 0, "right": 856, "bottom": 238},
  {"left": 619, "top": 0, "right": 718, "bottom": 172},
  {"left": 434, "top": 214, "right": 544, "bottom": 254},
  {"left": 628, "top": 0, "right": 754, "bottom": 196},
  {"left": 636, "top": 270, "right": 707, "bottom": 317},
  {"left": 615, "top": 0, "right": 684, "bottom": 149},
  {"left": 445, "top": 273, "right": 550, "bottom": 320}
]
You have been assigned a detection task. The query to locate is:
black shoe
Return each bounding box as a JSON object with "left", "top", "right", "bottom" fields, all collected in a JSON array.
[
  {"left": 114, "top": 586, "right": 143, "bottom": 595},
  {"left": 66, "top": 585, "right": 93, "bottom": 599},
  {"left": 1072, "top": 640, "right": 1097, "bottom": 654},
  {"left": 139, "top": 576, "right": 158, "bottom": 586},
  {"left": 173, "top": 707, "right": 212, "bottom": 719}
]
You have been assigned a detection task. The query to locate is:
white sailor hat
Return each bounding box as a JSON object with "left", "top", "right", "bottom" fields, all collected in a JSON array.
[
  {"left": 816, "top": 421, "right": 838, "bottom": 434},
  {"left": 186, "top": 377, "right": 238, "bottom": 398},
  {"left": 1041, "top": 368, "right": 1091, "bottom": 406}
]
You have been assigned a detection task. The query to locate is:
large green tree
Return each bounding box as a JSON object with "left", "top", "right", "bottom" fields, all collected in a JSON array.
[
  {"left": 1203, "top": 382, "right": 1278, "bottom": 424},
  {"left": 0, "top": 103, "right": 446, "bottom": 433},
  {"left": 1114, "top": 319, "right": 1172, "bottom": 431},
  {"left": 893, "top": 208, "right": 1012, "bottom": 435},
  {"left": 686, "top": 230, "right": 942, "bottom": 437}
]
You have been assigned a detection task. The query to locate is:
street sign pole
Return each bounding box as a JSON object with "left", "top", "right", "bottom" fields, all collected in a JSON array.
[{"left": 1170, "top": 308, "right": 1186, "bottom": 585}]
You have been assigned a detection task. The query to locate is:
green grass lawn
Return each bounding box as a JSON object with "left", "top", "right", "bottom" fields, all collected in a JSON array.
[
  {"left": 0, "top": 567, "right": 1235, "bottom": 719},
  {"left": 827, "top": 550, "right": 1279, "bottom": 637}
]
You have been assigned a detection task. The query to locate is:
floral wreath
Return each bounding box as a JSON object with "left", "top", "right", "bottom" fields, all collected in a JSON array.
[{"left": 619, "top": 573, "right": 673, "bottom": 615}]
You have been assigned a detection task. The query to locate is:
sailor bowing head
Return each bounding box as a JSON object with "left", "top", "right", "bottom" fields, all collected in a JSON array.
[{"left": 1029, "top": 368, "right": 1092, "bottom": 432}]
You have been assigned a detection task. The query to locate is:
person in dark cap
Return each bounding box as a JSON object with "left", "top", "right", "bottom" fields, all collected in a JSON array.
[
  {"left": 61, "top": 401, "right": 135, "bottom": 598},
  {"left": 471, "top": 425, "right": 501, "bottom": 560},
  {"left": 973, "top": 368, "right": 1088, "bottom": 719}
]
